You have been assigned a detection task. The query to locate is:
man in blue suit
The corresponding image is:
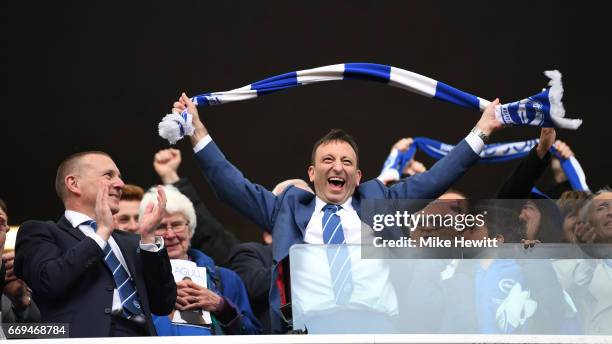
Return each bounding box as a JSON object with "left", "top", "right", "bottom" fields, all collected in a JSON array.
[{"left": 172, "top": 93, "right": 504, "bottom": 332}]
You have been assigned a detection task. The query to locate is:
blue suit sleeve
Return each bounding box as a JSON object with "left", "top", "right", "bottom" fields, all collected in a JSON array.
[
  {"left": 387, "top": 139, "right": 480, "bottom": 199},
  {"left": 193, "top": 141, "right": 277, "bottom": 231},
  {"left": 218, "top": 268, "right": 262, "bottom": 334}
]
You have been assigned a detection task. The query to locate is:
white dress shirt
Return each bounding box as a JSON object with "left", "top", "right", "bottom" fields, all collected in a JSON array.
[{"left": 64, "top": 210, "right": 164, "bottom": 314}]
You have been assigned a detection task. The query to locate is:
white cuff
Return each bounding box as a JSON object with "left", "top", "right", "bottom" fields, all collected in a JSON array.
[
  {"left": 87, "top": 232, "right": 108, "bottom": 250},
  {"left": 193, "top": 135, "right": 213, "bottom": 153},
  {"left": 139, "top": 236, "right": 165, "bottom": 252},
  {"left": 465, "top": 131, "right": 485, "bottom": 155}
]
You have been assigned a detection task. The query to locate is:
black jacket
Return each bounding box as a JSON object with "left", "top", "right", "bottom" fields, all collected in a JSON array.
[{"left": 14, "top": 216, "right": 176, "bottom": 337}]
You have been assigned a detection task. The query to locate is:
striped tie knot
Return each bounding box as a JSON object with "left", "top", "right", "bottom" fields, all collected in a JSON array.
[
  {"left": 322, "top": 204, "right": 344, "bottom": 245},
  {"left": 323, "top": 204, "right": 341, "bottom": 214},
  {"left": 82, "top": 220, "right": 98, "bottom": 231}
]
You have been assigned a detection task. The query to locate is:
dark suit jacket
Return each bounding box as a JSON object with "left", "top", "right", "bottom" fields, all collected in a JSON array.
[
  {"left": 227, "top": 242, "right": 273, "bottom": 333},
  {"left": 497, "top": 146, "right": 551, "bottom": 199},
  {"left": 173, "top": 177, "right": 240, "bottom": 266},
  {"left": 14, "top": 216, "right": 176, "bottom": 337},
  {"left": 194, "top": 139, "right": 480, "bottom": 332}
]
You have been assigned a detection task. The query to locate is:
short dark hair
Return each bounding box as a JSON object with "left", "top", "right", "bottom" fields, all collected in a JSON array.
[
  {"left": 557, "top": 190, "right": 591, "bottom": 217},
  {"left": 121, "top": 184, "right": 145, "bottom": 202},
  {"left": 311, "top": 129, "right": 359, "bottom": 166},
  {"left": 55, "top": 151, "right": 111, "bottom": 200}
]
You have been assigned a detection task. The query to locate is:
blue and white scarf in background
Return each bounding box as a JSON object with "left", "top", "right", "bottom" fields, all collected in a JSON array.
[
  {"left": 159, "top": 63, "right": 582, "bottom": 144},
  {"left": 377, "top": 137, "right": 589, "bottom": 192}
]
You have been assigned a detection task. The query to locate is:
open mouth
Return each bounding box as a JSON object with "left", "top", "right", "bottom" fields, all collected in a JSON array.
[{"left": 327, "top": 177, "right": 345, "bottom": 191}]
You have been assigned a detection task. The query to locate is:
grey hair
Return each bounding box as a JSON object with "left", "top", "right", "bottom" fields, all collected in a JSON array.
[
  {"left": 594, "top": 186, "right": 612, "bottom": 196},
  {"left": 139, "top": 185, "right": 196, "bottom": 235}
]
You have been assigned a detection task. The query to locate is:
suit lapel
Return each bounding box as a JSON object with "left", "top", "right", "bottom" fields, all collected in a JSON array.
[
  {"left": 352, "top": 193, "right": 362, "bottom": 219},
  {"left": 295, "top": 194, "right": 316, "bottom": 237},
  {"left": 57, "top": 215, "right": 87, "bottom": 242}
]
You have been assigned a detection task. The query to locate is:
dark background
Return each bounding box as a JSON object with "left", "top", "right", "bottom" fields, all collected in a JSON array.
[{"left": 2, "top": 1, "right": 610, "bottom": 242}]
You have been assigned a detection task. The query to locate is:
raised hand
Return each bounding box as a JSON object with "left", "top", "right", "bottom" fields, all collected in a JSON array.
[
  {"left": 476, "top": 98, "right": 503, "bottom": 137},
  {"left": 574, "top": 220, "right": 597, "bottom": 243},
  {"left": 403, "top": 159, "right": 427, "bottom": 176},
  {"left": 154, "top": 148, "right": 182, "bottom": 184},
  {"left": 554, "top": 140, "right": 574, "bottom": 159},
  {"left": 551, "top": 140, "right": 575, "bottom": 182},
  {"left": 139, "top": 186, "right": 167, "bottom": 243},
  {"left": 173, "top": 93, "right": 208, "bottom": 145},
  {"left": 2, "top": 251, "right": 17, "bottom": 284},
  {"left": 392, "top": 137, "right": 414, "bottom": 153},
  {"left": 521, "top": 238, "right": 541, "bottom": 249},
  {"left": 536, "top": 128, "right": 556, "bottom": 159},
  {"left": 94, "top": 182, "right": 115, "bottom": 241}
]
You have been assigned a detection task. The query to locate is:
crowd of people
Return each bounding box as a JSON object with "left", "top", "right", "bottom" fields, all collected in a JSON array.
[{"left": 0, "top": 93, "right": 609, "bottom": 337}]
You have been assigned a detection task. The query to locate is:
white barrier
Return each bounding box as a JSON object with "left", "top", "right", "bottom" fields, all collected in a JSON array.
[{"left": 7, "top": 334, "right": 612, "bottom": 344}]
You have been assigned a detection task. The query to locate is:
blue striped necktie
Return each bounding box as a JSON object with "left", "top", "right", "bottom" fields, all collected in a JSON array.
[
  {"left": 84, "top": 220, "right": 143, "bottom": 317},
  {"left": 322, "top": 204, "right": 354, "bottom": 305}
]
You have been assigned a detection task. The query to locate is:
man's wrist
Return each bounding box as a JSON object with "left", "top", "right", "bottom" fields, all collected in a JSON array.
[
  {"left": 470, "top": 126, "right": 490, "bottom": 143},
  {"left": 536, "top": 144, "right": 549, "bottom": 160},
  {"left": 190, "top": 124, "right": 209, "bottom": 147},
  {"left": 161, "top": 172, "right": 180, "bottom": 185},
  {"left": 95, "top": 226, "right": 112, "bottom": 241},
  {"left": 140, "top": 234, "right": 156, "bottom": 244}
]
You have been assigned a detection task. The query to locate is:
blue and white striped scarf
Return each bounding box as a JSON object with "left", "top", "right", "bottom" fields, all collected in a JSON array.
[
  {"left": 378, "top": 137, "right": 589, "bottom": 192},
  {"left": 159, "top": 63, "right": 582, "bottom": 144}
]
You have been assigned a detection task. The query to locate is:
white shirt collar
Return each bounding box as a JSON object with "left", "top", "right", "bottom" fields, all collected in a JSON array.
[
  {"left": 314, "top": 196, "right": 355, "bottom": 213},
  {"left": 64, "top": 210, "right": 94, "bottom": 229}
]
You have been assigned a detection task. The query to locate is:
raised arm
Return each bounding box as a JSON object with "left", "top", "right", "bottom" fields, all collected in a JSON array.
[
  {"left": 388, "top": 99, "right": 503, "bottom": 199},
  {"left": 171, "top": 93, "right": 278, "bottom": 231},
  {"left": 496, "top": 128, "right": 555, "bottom": 198},
  {"left": 154, "top": 148, "right": 240, "bottom": 265}
]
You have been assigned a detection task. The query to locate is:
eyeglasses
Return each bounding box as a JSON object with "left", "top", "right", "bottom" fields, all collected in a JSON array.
[{"left": 154, "top": 221, "right": 188, "bottom": 235}]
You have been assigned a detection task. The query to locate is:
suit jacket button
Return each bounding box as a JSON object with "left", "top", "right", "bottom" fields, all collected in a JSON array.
[{"left": 104, "top": 308, "right": 111, "bottom": 314}]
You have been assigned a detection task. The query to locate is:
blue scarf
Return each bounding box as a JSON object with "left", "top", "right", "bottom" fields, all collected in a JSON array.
[
  {"left": 158, "top": 63, "right": 582, "bottom": 144},
  {"left": 378, "top": 137, "right": 589, "bottom": 192}
]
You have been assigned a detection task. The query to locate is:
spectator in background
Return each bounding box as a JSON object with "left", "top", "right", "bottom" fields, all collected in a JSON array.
[
  {"left": 545, "top": 140, "right": 579, "bottom": 198},
  {"left": 154, "top": 148, "right": 239, "bottom": 266},
  {"left": 496, "top": 128, "right": 563, "bottom": 244},
  {"left": 143, "top": 185, "right": 260, "bottom": 335},
  {"left": 587, "top": 187, "right": 612, "bottom": 243},
  {"left": 228, "top": 179, "right": 313, "bottom": 334},
  {"left": 0, "top": 199, "right": 9, "bottom": 289},
  {"left": 577, "top": 187, "right": 612, "bottom": 243},
  {"left": 556, "top": 191, "right": 592, "bottom": 243},
  {"left": 378, "top": 137, "right": 427, "bottom": 186},
  {"left": 113, "top": 184, "right": 145, "bottom": 234},
  {"left": 0, "top": 198, "right": 41, "bottom": 323},
  {"left": 557, "top": 187, "right": 612, "bottom": 334}
]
